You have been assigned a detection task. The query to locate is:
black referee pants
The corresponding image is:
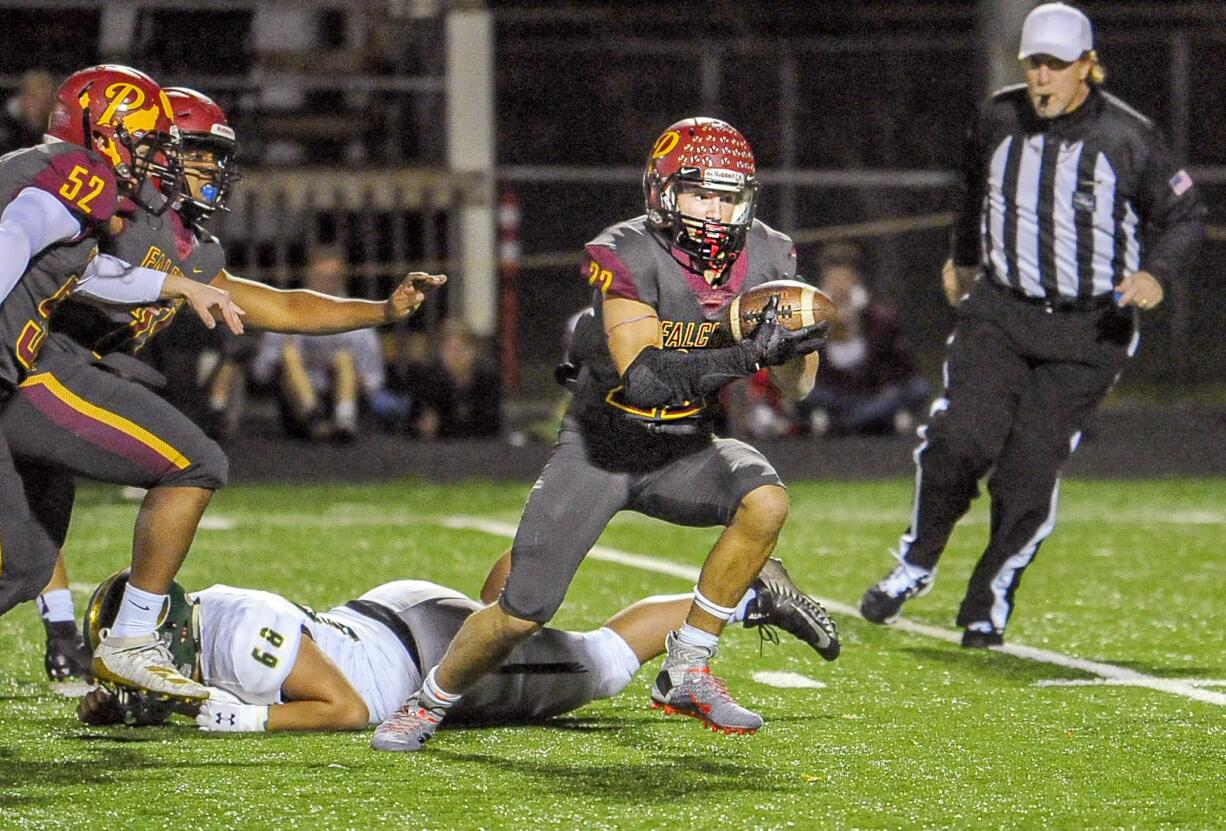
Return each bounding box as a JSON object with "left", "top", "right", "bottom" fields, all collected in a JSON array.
[{"left": 900, "top": 281, "right": 1135, "bottom": 632}]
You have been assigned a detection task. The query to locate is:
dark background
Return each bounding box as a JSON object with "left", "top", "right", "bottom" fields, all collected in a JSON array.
[{"left": 1, "top": 1, "right": 1223, "bottom": 406}]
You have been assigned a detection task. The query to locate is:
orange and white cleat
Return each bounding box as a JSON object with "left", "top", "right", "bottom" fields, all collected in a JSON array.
[{"left": 650, "top": 632, "right": 762, "bottom": 735}]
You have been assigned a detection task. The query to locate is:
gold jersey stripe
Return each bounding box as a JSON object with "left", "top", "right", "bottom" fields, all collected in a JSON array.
[{"left": 19, "top": 372, "right": 191, "bottom": 470}]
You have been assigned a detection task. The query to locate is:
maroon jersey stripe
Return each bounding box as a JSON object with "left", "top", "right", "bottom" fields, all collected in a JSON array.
[{"left": 18, "top": 373, "right": 190, "bottom": 476}]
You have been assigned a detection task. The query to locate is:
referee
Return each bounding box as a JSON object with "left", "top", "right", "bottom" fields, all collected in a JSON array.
[{"left": 860, "top": 2, "right": 1206, "bottom": 646}]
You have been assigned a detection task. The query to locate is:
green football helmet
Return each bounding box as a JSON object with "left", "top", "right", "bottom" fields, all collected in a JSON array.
[{"left": 83, "top": 570, "right": 201, "bottom": 681}]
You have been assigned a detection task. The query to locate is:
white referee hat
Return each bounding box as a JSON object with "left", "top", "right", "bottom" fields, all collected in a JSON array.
[{"left": 1018, "top": 3, "right": 1093, "bottom": 62}]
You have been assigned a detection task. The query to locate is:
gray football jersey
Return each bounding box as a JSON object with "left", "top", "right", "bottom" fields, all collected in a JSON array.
[
  {"left": 50, "top": 182, "right": 227, "bottom": 357},
  {"left": 569, "top": 216, "right": 796, "bottom": 464},
  {"left": 0, "top": 143, "right": 119, "bottom": 385}
]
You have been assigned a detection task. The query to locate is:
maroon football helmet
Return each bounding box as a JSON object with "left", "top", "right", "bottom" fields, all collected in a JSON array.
[
  {"left": 46, "top": 64, "right": 180, "bottom": 214},
  {"left": 164, "top": 87, "right": 240, "bottom": 222},
  {"left": 643, "top": 117, "right": 759, "bottom": 274}
]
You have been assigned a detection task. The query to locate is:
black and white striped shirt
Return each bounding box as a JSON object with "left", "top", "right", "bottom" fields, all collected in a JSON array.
[{"left": 953, "top": 85, "right": 1205, "bottom": 302}]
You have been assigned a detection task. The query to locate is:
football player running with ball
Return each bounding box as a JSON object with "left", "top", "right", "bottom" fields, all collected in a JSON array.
[
  {"left": 6, "top": 83, "right": 443, "bottom": 695},
  {"left": 374, "top": 117, "right": 836, "bottom": 751}
]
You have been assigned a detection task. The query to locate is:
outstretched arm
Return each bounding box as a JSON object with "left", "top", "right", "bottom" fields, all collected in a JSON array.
[
  {"left": 601, "top": 594, "right": 693, "bottom": 664},
  {"left": 195, "top": 634, "right": 370, "bottom": 733},
  {"left": 71, "top": 253, "right": 246, "bottom": 333},
  {"left": 211, "top": 269, "right": 446, "bottom": 334}
]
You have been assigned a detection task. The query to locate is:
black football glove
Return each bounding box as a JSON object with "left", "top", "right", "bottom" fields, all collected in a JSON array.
[{"left": 739, "top": 295, "right": 829, "bottom": 369}]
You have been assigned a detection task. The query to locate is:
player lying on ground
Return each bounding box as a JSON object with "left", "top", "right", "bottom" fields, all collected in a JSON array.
[{"left": 76, "top": 557, "right": 837, "bottom": 732}]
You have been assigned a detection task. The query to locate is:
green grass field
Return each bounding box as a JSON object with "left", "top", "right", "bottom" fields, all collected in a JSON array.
[{"left": 2, "top": 478, "right": 1223, "bottom": 830}]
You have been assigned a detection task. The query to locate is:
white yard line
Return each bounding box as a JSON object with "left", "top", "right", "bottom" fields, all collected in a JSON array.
[
  {"left": 1035, "top": 678, "right": 1226, "bottom": 688},
  {"left": 442, "top": 515, "right": 1226, "bottom": 708}
]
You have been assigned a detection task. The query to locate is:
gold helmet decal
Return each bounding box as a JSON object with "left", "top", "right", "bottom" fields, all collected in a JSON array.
[
  {"left": 651, "top": 130, "right": 680, "bottom": 159},
  {"left": 99, "top": 81, "right": 164, "bottom": 135}
]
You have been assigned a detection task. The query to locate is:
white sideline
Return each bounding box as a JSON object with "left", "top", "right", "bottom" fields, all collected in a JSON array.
[
  {"left": 1036, "top": 678, "right": 1226, "bottom": 688},
  {"left": 441, "top": 516, "right": 1226, "bottom": 708}
]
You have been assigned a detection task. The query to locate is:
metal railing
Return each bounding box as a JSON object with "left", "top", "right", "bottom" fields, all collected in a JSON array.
[{"left": 211, "top": 167, "right": 482, "bottom": 299}]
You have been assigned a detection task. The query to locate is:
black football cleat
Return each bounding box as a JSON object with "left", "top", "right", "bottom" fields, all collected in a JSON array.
[
  {"left": 960, "top": 627, "right": 1004, "bottom": 649},
  {"left": 860, "top": 559, "right": 934, "bottom": 624},
  {"left": 744, "top": 557, "right": 840, "bottom": 661},
  {"left": 44, "top": 621, "right": 94, "bottom": 682}
]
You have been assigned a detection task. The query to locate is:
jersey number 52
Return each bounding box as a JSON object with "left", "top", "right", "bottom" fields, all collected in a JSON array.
[{"left": 59, "top": 165, "right": 106, "bottom": 215}]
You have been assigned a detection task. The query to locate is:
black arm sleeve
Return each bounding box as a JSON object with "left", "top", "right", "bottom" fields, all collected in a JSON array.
[
  {"left": 1137, "top": 139, "right": 1207, "bottom": 284},
  {"left": 951, "top": 102, "right": 989, "bottom": 267},
  {"left": 621, "top": 346, "right": 755, "bottom": 409}
]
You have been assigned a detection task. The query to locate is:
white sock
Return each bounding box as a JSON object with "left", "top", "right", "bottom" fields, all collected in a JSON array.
[
  {"left": 107, "top": 584, "right": 167, "bottom": 639},
  {"left": 676, "top": 623, "right": 720, "bottom": 652},
  {"left": 334, "top": 399, "right": 357, "bottom": 427},
  {"left": 728, "top": 588, "right": 757, "bottom": 624},
  {"left": 36, "top": 589, "right": 75, "bottom": 624},
  {"left": 421, "top": 666, "right": 462, "bottom": 709}
]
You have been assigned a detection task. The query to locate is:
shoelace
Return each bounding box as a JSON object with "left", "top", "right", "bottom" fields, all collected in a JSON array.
[
  {"left": 755, "top": 624, "right": 780, "bottom": 656},
  {"left": 774, "top": 584, "right": 831, "bottom": 616},
  {"left": 385, "top": 700, "right": 442, "bottom": 731},
  {"left": 686, "top": 666, "right": 737, "bottom": 705},
  {"left": 753, "top": 588, "right": 834, "bottom": 654},
  {"left": 389, "top": 702, "right": 423, "bottom": 726},
  {"left": 111, "top": 639, "right": 175, "bottom": 666}
]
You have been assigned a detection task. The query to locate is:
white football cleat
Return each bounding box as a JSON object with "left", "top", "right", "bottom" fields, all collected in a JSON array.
[{"left": 92, "top": 631, "right": 210, "bottom": 703}]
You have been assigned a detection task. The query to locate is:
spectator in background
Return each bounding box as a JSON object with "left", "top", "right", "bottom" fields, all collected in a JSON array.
[
  {"left": 250, "top": 248, "right": 394, "bottom": 441},
  {"left": 0, "top": 70, "right": 56, "bottom": 153},
  {"left": 799, "top": 243, "right": 928, "bottom": 436},
  {"left": 407, "top": 319, "right": 501, "bottom": 440},
  {"left": 198, "top": 329, "right": 258, "bottom": 441}
]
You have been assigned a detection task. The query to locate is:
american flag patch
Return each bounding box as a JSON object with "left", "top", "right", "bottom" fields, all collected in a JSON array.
[{"left": 1169, "top": 169, "right": 1193, "bottom": 196}]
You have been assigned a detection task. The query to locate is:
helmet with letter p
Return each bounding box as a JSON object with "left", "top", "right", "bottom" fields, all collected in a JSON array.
[
  {"left": 643, "top": 117, "right": 759, "bottom": 274},
  {"left": 46, "top": 64, "right": 181, "bottom": 213},
  {"left": 163, "top": 86, "right": 241, "bottom": 223},
  {"left": 83, "top": 569, "right": 200, "bottom": 682}
]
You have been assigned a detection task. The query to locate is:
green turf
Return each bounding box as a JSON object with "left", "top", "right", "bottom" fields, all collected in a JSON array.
[{"left": 2, "top": 478, "right": 1223, "bottom": 830}]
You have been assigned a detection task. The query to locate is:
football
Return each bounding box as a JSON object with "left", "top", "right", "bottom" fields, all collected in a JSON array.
[{"left": 721, "top": 279, "right": 837, "bottom": 343}]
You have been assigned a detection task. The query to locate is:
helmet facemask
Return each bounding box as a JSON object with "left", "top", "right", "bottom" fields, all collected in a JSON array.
[
  {"left": 173, "top": 136, "right": 239, "bottom": 226},
  {"left": 656, "top": 175, "right": 758, "bottom": 274},
  {"left": 114, "top": 122, "right": 183, "bottom": 216},
  {"left": 160, "top": 87, "right": 240, "bottom": 227}
]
